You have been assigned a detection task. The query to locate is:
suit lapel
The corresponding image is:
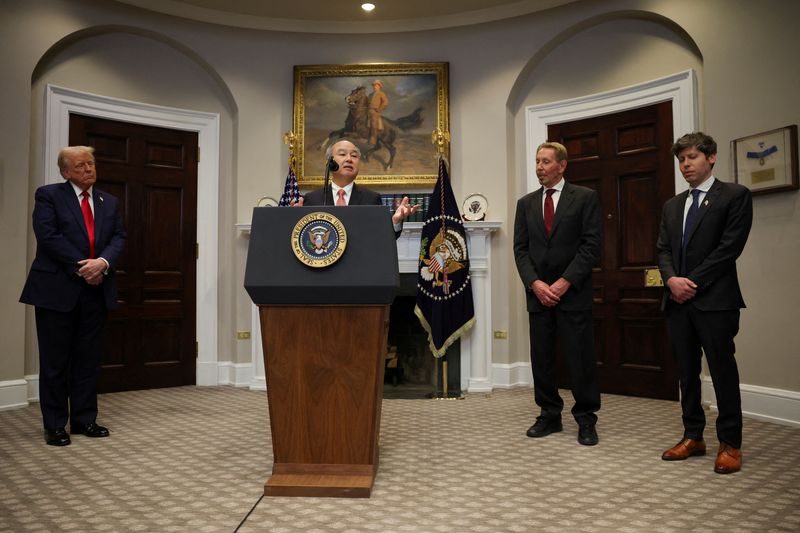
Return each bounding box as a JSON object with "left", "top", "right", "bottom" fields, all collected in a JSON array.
[
  {"left": 60, "top": 182, "right": 90, "bottom": 241},
  {"left": 92, "top": 189, "right": 104, "bottom": 245},
  {"left": 530, "top": 188, "right": 546, "bottom": 237},
  {"left": 669, "top": 190, "right": 689, "bottom": 265},
  {"left": 684, "top": 180, "right": 721, "bottom": 246},
  {"left": 549, "top": 182, "right": 574, "bottom": 238},
  {"left": 349, "top": 184, "right": 362, "bottom": 205}
]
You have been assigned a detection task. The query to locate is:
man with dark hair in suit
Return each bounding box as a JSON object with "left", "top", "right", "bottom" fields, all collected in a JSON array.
[
  {"left": 20, "top": 146, "right": 126, "bottom": 446},
  {"left": 514, "top": 141, "right": 602, "bottom": 446},
  {"left": 657, "top": 132, "right": 752, "bottom": 474},
  {"left": 294, "top": 139, "right": 418, "bottom": 232}
]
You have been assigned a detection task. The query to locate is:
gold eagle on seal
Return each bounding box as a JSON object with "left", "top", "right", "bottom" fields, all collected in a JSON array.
[{"left": 420, "top": 228, "right": 467, "bottom": 295}]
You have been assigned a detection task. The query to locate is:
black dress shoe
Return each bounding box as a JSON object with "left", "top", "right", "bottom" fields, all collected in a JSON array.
[
  {"left": 45, "top": 428, "right": 71, "bottom": 446},
  {"left": 578, "top": 424, "right": 599, "bottom": 446},
  {"left": 526, "top": 416, "right": 563, "bottom": 438},
  {"left": 71, "top": 422, "right": 110, "bottom": 438}
]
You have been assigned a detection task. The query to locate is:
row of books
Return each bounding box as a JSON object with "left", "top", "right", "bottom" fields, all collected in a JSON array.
[{"left": 380, "top": 193, "right": 432, "bottom": 222}]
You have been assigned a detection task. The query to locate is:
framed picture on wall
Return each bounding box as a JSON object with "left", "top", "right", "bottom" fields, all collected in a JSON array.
[
  {"left": 293, "top": 62, "right": 449, "bottom": 188},
  {"left": 732, "top": 125, "right": 798, "bottom": 195}
]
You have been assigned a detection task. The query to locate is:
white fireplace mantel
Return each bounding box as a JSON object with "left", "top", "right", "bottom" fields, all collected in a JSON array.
[{"left": 237, "top": 220, "right": 501, "bottom": 393}]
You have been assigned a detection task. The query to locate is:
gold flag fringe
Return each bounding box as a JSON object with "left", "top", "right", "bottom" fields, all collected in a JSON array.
[{"left": 413, "top": 304, "right": 475, "bottom": 359}]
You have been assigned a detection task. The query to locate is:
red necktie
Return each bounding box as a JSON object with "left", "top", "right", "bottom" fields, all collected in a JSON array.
[
  {"left": 544, "top": 188, "right": 555, "bottom": 236},
  {"left": 81, "top": 191, "right": 96, "bottom": 258},
  {"left": 336, "top": 189, "right": 347, "bottom": 206}
]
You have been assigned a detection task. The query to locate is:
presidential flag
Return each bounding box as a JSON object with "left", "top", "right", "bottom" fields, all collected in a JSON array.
[
  {"left": 414, "top": 156, "right": 475, "bottom": 357},
  {"left": 278, "top": 165, "right": 300, "bottom": 206}
]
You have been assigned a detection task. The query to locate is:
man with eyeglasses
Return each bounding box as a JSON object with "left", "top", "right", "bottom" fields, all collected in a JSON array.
[{"left": 21, "top": 146, "right": 126, "bottom": 446}]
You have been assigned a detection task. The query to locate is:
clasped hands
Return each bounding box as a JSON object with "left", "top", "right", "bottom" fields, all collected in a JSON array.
[
  {"left": 531, "top": 278, "right": 571, "bottom": 307},
  {"left": 77, "top": 258, "right": 106, "bottom": 285},
  {"left": 666, "top": 276, "right": 697, "bottom": 303}
]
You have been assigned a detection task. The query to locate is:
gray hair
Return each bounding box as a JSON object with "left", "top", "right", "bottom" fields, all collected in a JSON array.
[{"left": 325, "top": 138, "right": 361, "bottom": 161}]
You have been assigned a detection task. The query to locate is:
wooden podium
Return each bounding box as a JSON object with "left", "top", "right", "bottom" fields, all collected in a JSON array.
[{"left": 244, "top": 206, "right": 399, "bottom": 498}]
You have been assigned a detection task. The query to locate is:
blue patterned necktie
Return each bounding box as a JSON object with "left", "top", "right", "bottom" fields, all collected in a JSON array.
[{"left": 680, "top": 189, "right": 702, "bottom": 275}]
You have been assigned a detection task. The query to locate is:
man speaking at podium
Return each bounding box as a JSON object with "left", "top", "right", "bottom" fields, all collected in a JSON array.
[{"left": 293, "top": 139, "right": 418, "bottom": 233}]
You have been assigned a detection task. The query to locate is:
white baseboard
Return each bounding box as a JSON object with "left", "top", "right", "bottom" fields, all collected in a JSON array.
[
  {"left": 26, "top": 374, "right": 39, "bottom": 402},
  {"left": 702, "top": 377, "right": 800, "bottom": 428},
  {"left": 249, "top": 376, "right": 266, "bottom": 391},
  {"left": 492, "top": 362, "right": 533, "bottom": 389},
  {"left": 0, "top": 379, "right": 30, "bottom": 411},
  {"left": 216, "top": 361, "right": 252, "bottom": 387},
  {"left": 197, "top": 360, "right": 220, "bottom": 386}
]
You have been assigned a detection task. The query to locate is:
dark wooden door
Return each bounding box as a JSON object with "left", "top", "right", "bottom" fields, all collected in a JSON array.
[
  {"left": 69, "top": 114, "right": 198, "bottom": 392},
  {"left": 548, "top": 102, "right": 678, "bottom": 400}
]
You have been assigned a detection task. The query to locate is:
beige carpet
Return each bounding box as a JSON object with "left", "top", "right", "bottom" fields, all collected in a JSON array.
[{"left": 1, "top": 386, "right": 798, "bottom": 532}]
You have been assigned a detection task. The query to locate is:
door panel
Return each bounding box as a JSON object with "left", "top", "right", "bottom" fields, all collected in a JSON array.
[{"left": 70, "top": 114, "right": 198, "bottom": 392}]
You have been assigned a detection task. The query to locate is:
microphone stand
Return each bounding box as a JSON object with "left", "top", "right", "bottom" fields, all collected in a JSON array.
[{"left": 323, "top": 157, "right": 339, "bottom": 206}]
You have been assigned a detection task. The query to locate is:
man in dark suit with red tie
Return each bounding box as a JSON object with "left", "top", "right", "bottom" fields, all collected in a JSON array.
[
  {"left": 514, "top": 141, "right": 602, "bottom": 446},
  {"left": 657, "top": 132, "right": 752, "bottom": 474},
  {"left": 294, "top": 139, "right": 418, "bottom": 234},
  {"left": 20, "top": 146, "right": 126, "bottom": 446}
]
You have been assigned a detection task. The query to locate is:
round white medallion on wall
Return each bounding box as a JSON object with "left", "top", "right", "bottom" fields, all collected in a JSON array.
[
  {"left": 256, "top": 196, "right": 279, "bottom": 207},
  {"left": 462, "top": 193, "right": 488, "bottom": 221}
]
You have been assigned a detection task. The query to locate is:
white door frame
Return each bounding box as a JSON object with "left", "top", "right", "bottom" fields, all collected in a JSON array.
[
  {"left": 45, "top": 84, "right": 220, "bottom": 386},
  {"left": 525, "top": 69, "right": 698, "bottom": 194}
]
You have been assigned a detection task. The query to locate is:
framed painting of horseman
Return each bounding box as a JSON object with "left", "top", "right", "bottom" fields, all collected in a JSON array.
[{"left": 293, "top": 62, "right": 449, "bottom": 187}]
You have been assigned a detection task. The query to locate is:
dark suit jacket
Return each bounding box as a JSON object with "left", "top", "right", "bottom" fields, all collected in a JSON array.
[
  {"left": 656, "top": 178, "right": 752, "bottom": 311},
  {"left": 514, "top": 181, "right": 601, "bottom": 312},
  {"left": 303, "top": 183, "right": 382, "bottom": 206},
  {"left": 20, "top": 181, "right": 126, "bottom": 312}
]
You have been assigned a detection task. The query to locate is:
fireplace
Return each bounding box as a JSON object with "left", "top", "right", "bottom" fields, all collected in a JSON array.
[{"left": 384, "top": 274, "right": 460, "bottom": 399}]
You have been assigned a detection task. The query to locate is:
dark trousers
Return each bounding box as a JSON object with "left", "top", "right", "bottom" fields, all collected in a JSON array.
[
  {"left": 666, "top": 304, "right": 742, "bottom": 448},
  {"left": 528, "top": 308, "right": 600, "bottom": 426},
  {"left": 35, "top": 285, "right": 107, "bottom": 430}
]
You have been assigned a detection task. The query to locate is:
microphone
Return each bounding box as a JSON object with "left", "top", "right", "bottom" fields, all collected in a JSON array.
[{"left": 323, "top": 157, "right": 338, "bottom": 206}]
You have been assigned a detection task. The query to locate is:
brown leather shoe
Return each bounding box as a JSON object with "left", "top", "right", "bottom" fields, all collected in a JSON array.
[
  {"left": 714, "top": 443, "right": 742, "bottom": 474},
  {"left": 661, "top": 438, "right": 706, "bottom": 461}
]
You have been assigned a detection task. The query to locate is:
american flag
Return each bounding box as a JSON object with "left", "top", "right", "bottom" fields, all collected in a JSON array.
[{"left": 278, "top": 166, "right": 300, "bottom": 206}]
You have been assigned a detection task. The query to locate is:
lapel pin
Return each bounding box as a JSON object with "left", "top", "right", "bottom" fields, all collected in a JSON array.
[{"left": 703, "top": 200, "right": 708, "bottom": 206}]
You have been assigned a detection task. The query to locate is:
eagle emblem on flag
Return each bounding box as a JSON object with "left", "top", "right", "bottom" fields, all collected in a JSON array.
[{"left": 420, "top": 228, "right": 467, "bottom": 295}]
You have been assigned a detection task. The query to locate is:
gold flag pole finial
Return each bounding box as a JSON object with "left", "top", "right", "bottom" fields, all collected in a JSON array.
[
  {"left": 431, "top": 129, "right": 450, "bottom": 157},
  {"left": 283, "top": 131, "right": 297, "bottom": 173}
]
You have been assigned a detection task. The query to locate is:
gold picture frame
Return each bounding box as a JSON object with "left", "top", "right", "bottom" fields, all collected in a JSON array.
[
  {"left": 732, "top": 125, "right": 798, "bottom": 195},
  {"left": 293, "top": 62, "right": 449, "bottom": 188}
]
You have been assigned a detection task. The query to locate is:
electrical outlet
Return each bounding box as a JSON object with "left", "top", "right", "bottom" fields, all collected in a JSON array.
[{"left": 236, "top": 331, "right": 251, "bottom": 340}]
